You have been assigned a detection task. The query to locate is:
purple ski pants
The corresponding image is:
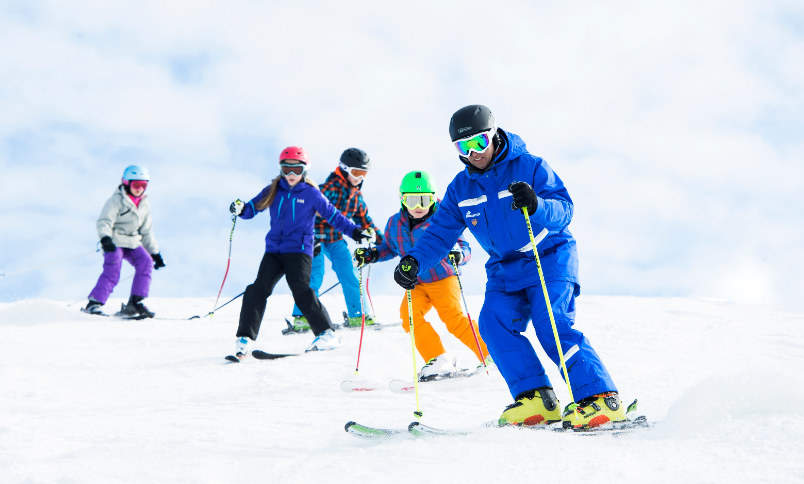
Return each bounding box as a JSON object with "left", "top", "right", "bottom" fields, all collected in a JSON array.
[{"left": 88, "top": 245, "right": 152, "bottom": 303}]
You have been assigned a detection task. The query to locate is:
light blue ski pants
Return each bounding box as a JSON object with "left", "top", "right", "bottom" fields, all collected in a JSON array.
[{"left": 292, "top": 239, "right": 363, "bottom": 318}]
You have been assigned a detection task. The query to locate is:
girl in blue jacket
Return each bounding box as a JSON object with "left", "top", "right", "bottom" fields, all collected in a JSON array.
[
  {"left": 228, "top": 146, "right": 370, "bottom": 359},
  {"left": 393, "top": 106, "right": 625, "bottom": 430}
]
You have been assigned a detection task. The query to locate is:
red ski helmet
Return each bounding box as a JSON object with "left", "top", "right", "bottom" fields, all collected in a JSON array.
[{"left": 279, "top": 146, "right": 309, "bottom": 165}]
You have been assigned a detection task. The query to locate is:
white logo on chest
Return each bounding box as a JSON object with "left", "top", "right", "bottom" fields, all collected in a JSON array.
[{"left": 465, "top": 210, "right": 480, "bottom": 218}]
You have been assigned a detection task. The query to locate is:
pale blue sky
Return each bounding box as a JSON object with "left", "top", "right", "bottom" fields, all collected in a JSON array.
[{"left": 1, "top": 1, "right": 802, "bottom": 310}]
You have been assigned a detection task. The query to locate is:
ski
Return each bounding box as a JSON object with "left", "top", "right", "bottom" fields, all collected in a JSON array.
[
  {"left": 388, "top": 379, "right": 416, "bottom": 394},
  {"left": 554, "top": 415, "right": 650, "bottom": 434},
  {"left": 280, "top": 318, "right": 399, "bottom": 335},
  {"left": 406, "top": 400, "right": 649, "bottom": 437},
  {"left": 340, "top": 378, "right": 382, "bottom": 392},
  {"left": 224, "top": 354, "right": 244, "bottom": 363},
  {"left": 344, "top": 421, "right": 409, "bottom": 439},
  {"left": 387, "top": 367, "right": 484, "bottom": 393},
  {"left": 224, "top": 350, "right": 299, "bottom": 363},
  {"left": 251, "top": 349, "right": 300, "bottom": 360},
  {"left": 418, "top": 365, "right": 484, "bottom": 382},
  {"left": 80, "top": 307, "right": 110, "bottom": 317},
  {"left": 281, "top": 318, "right": 311, "bottom": 335},
  {"left": 81, "top": 308, "right": 159, "bottom": 321},
  {"left": 408, "top": 421, "right": 479, "bottom": 437}
]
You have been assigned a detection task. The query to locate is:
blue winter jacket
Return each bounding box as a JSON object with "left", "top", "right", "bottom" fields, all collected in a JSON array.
[
  {"left": 408, "top": 129, "right": 578, "bottom": 293},
  {"left": 374, "top": 203, "right": 471, "bottom": 284},
  {"left": 239, "top": 177, "right": 360, "bottom": 257}
]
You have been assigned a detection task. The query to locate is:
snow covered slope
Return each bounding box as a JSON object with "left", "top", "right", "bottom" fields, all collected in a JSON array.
[{"left": 1, "top": 294, "right": 803, "bottom": 483}]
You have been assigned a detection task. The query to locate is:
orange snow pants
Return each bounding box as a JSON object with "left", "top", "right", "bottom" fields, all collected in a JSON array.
[{"left": 399, "top": 275, "right": 488, "bottom": 363}]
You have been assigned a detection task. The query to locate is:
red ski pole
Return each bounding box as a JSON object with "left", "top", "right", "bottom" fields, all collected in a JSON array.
[{"left": 209, "top": 215, "right": 237, "bottom": 316}]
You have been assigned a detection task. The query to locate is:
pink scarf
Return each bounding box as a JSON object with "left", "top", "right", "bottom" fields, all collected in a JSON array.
[{"left": 127, "top": 193, "right": 142, "bottom": 207}]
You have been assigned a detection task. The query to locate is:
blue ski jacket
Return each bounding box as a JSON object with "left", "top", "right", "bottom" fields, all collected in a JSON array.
[
  {"left": 408, "top": 129, "right": 578, "bottom": 292},
  {"left": 239, "top": 177, "right": 360, "bottom": 257},
  {"left": 374, "top": 203, "right": 471, "bottom": 284}
]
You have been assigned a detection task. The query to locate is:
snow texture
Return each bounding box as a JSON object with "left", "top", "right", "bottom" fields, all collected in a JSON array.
[{"left": 1, "top": 293, "right": 803, "bottom": 483}]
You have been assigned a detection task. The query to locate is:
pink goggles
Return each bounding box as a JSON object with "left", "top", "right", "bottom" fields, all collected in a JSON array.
[{"left": 128, "top": 180, "right": 148, "bottom": 190}]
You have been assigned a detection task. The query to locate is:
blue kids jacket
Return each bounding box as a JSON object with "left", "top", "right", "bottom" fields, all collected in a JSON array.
[
  {"left": 407, "top": 129, "right": 578, "bottom": 293},
  {"left": 375, "top": 203, "right": 471, "bottom": 284},
  {"left": 239, "top": 177, "right": 360, "bottom": 257}
]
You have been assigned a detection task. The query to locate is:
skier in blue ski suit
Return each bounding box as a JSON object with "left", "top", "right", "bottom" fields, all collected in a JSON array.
[{"left": 393, "top": 105, "right": 625, "bottom": 428}]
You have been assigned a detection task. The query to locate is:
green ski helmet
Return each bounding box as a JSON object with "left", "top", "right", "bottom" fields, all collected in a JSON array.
[
  {"left": 399, "top": 170, "right": 436, "bottom": 210},
  {"left": 399, "top": 170, "right": 436, "bottom": 195}
]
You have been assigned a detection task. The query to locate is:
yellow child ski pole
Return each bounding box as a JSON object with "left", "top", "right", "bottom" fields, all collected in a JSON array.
[
  {"left": 521, "top": 207, "right": 575, "bottom": 404},
  {"left": 406, "top": 289, "right": 423, "bottom": 420},
  {"left": 448, "top": 253, "right": 487, "bottom": 371}
]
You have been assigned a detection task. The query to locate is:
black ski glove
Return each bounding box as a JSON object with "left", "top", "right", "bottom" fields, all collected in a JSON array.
[
  {"left": 394, "top": 255, "right": 419, "bottom": 290},
  {"left": 354, "top": 247, "right": 379, "bottom": 268},
  {"left": 448, "top": 249, "right": 463, "bottom": 265},
  {"left": 151, "top": 253, "right": 165, "bottom": 270},
  {"left": 313, "top": 240, "right": 322, "bottom": 257},
  {"left": 508, "top": 181, "right": 539, "bottom": 216},
  {"left": 351, "top": 228, "right": 372, "bottom": 244},
  {"left": 100, "top": 236, "right": 116, "bottom": 253}
]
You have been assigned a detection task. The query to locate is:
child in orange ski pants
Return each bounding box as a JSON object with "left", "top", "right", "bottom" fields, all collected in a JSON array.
[
  {"left": 400, "top": 275, "right": 487, "bottom": 362},
  {"left": 353, "top": 170, "right": 489, "bottom": 367}
]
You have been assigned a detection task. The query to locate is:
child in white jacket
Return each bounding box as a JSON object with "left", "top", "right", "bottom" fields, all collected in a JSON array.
[{"left": 83, "top": 165, "right": 165, "bottom": 319}]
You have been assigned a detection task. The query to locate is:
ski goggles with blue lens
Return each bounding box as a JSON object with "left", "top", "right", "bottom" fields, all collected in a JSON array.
[
  {"left": 401, "top": 193, "right": 435, "bottom": 210},
  {"left": 454, "top": 130, "right": 493, "bottom": 157}
]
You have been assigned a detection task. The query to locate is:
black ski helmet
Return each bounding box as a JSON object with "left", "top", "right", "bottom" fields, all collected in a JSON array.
[
  {"left": 339, "top": 147, "right": 371, "bottom": 170},
  {"left": 449, "top": 104, "right": 495, "bottom": 141}
]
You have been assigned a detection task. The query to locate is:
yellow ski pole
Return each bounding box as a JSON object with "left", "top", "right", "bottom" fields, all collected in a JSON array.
[
  {"left": 406, "top": 289, "right": 423, "bottom": 420},
  {"left": 521, "top": 207, "right": 575, "bottom": 404}
]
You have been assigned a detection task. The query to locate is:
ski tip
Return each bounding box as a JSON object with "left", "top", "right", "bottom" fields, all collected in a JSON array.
[
  {"left": 188, "top": 315, "right": 200, "bottom": 320},
  {"left": 344, "top": 421, "right": 357, "bottom": 432},
  {"left": 407, "top": 421, "right": 420, "bottom": 432},
  {"left": 224, "top": 355, "right": 240, "bottom": 363}
]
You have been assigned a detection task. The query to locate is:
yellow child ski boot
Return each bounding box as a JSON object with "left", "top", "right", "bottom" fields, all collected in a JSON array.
[
  {"left": 562, "top": 392, "right": 627, "bottom": 430},
  {"left": 498, "top": 387, "right": 562, "bottom": 426}
]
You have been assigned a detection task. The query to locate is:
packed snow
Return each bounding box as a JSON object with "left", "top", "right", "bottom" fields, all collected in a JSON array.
[{"left": 2, "top": 292, "right": 803, "bottom": 483}]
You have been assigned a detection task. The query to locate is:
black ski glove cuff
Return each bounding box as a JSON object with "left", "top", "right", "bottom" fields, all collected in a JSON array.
[
  {"left": 508, "top": 181, "right": 539, "bottom": 216},
  {"left": 394, "top": 255, "right": 419, "bottom": 290},
  {"left": 151, "top": 253, "right": 165, "bottom": 270},
  {"left": 100, "top": 236, "right": 116, "bottom": 253}
]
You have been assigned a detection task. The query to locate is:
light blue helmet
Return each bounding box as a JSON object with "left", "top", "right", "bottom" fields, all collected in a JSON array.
[{"left": 121, "top": 165, "right": 150, "bottom": 184}]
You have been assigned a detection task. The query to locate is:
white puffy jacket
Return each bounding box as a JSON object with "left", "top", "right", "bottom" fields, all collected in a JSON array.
[{"left": 96, "top": 186, "right": 159, "bottom": 253}]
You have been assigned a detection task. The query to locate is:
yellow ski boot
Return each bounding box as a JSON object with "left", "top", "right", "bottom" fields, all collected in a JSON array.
[
  {"left": 562, "top": 392, "right": 627, "bottom": 429},
  {"left": 498, "top": 387, "right": 561, "bottom": 426}
]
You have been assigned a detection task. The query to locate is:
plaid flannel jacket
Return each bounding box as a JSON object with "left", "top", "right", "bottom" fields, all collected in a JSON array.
[{"left": 314, "top": 167, "right": 382, "bottom": 244}]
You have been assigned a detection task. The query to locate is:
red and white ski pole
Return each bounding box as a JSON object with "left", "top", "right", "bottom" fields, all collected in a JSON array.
[{"left": 207, "top": 215, "right": 237, "bottom": 318}]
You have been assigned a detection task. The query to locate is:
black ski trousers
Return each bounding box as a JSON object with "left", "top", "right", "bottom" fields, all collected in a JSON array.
[{"left": 237, "top": 252, "right": 333, "bottom": 340}]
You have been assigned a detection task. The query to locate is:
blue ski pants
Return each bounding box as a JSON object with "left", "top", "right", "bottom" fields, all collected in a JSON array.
[
  {"left": 292, "top": 239, "right": 363, "bottom": 318},
  {"left": 479, "top": 281, "right": 617, "bottom": 402}
]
